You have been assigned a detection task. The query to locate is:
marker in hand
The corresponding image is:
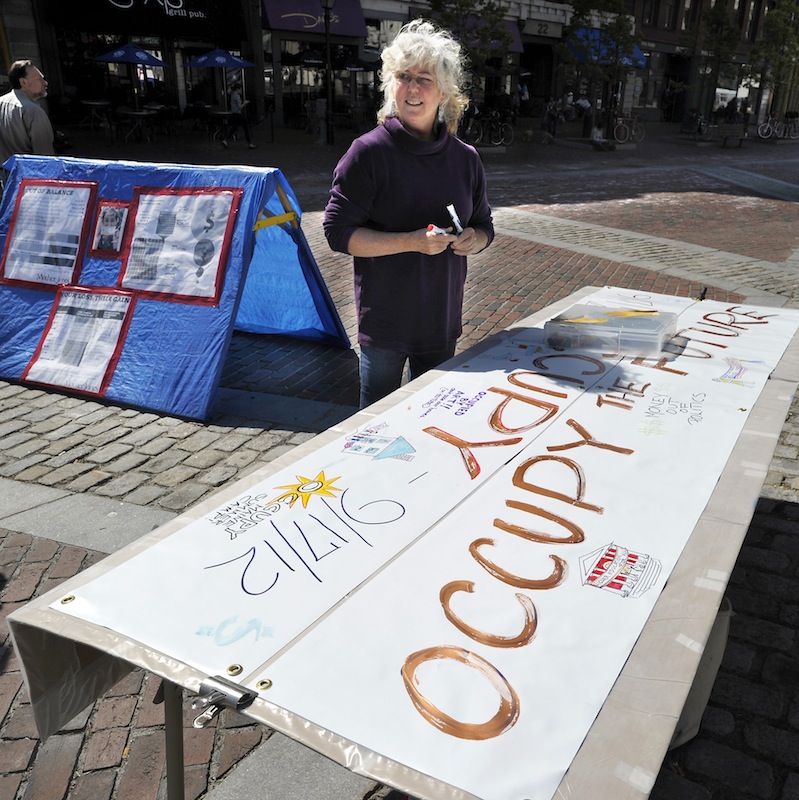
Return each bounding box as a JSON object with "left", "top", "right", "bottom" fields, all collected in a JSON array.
[
  {"left": 446, "top": 204, "right": 464, "bottom": 234},
  {"left": 427, "top": 224, "right": 449, "bottom": 236}
]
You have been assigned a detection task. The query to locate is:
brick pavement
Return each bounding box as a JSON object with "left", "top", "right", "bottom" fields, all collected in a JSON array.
[{"left": 1, "top": 118, "right": 799, "bottom": 799}]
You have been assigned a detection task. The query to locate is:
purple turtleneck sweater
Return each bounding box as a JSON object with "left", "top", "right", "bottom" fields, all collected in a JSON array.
[{"left": 323, "top": 116, "right": 494, "bottom": 351}]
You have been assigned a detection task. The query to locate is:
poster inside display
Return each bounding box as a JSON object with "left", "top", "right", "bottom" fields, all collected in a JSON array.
[
  {"left": 119, "top": 187, "right": 242, "bottom": 304},
  {"left": 50, "top": 288, "right": 799, "bottom": 800},
  {"left": 0, "top": 179, "right": 97, "bottom": 288},
  {"left": 22, "top": 287, "right": 135, "bottom": 396}
]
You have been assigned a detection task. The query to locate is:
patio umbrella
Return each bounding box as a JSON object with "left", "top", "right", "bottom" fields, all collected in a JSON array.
[
  {"left": 185, "top": 48, "right": 254, "bottom": 69},
  {"left": 185, "top": 48, "right": 255, "bottom": 110},
  {"left": 95, "top": 43, "right": 169, "bottom": 109}
]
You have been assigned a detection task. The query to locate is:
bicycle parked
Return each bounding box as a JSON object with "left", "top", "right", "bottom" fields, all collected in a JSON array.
[
  {"left": 758, "top": 111, "right": 799, "bottom": 139},
  {"left": 680, "top": 110, "right": 712, "bottom": 140},
  {"left": 464, "top": 109, "right": 514, "bottom": 146},
  {"left": 612, "top": 115, "right": 646, "bottom": 143},
  {"left": 757, "top": 113, "right": 784, "bottom": 139}
]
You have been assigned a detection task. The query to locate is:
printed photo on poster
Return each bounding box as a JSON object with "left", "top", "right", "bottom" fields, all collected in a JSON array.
[
  {"left": 22, "top": 287, "right": 136, "bottom": 396},
  {"left": 90, "top": 200, "right": 129, "bottom": 257},
  {"left": 118, "top": 186, "right": 243, "bottom": 304},
  {"left": 0, "top": 179, "right": 97, "bottom": 288}
]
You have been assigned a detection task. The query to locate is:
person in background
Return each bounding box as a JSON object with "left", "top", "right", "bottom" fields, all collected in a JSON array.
[
  {"left": 323, "top": 19, "right": 494, "bottom": 408},
  {"left": 0, "top": 60, "right": 54, "bottom": 164},
  {"left": 575, "top": 92, "right": 593, "bottom": 137},
  {"left": 591, "top": 115, "right": 616, "bottom": 151},
  {"left": 542, "top": 96, "right": 560, "bottom": 142},
  {"left": 222, "top": 82, "right": 255, "bottom": 149}
]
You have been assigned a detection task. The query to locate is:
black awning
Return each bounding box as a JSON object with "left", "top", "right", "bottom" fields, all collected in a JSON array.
[
  {"left": 45, "top": 0, "right": 245, "bottom": 44},
  {"left": 262, "top": 0, "right": 367, "bottom": 38}
]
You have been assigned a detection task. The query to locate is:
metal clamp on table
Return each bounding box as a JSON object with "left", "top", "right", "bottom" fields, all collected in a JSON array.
[{"left": 191, "top": 674, "right": 258, "bottom": 728}]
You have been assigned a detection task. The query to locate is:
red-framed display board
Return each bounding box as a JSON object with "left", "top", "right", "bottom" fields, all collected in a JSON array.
[{"left": 0, "top": 155, "right": 348, "bottom": 419}]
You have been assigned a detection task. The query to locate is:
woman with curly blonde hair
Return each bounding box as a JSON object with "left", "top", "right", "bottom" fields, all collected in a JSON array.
[
  {"left": 324, "top": 18, "right": 494, "bottom": 408},
  {"left": 375, "top": 19, "right": 469, "bottom": 135}
]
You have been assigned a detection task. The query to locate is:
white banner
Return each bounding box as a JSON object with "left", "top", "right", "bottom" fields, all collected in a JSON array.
[{"left": 53, "top": 288, "right": 799, "bottom": 800}]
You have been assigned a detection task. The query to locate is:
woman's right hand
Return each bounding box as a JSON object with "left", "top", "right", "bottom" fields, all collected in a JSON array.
[{"left": 420, "top": 226, "right": 457, "bottom": 255}]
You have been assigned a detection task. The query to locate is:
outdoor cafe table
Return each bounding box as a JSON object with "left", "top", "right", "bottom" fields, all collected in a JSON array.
[
  {"left": 118, "top": 107, "right": 158, "bottom": 142},
  {"left": 78, "top": 99, "right": 112, "bottom": 131},
  {"left": 9, "top": 286, "right": 799, "bottom": 800},
  {"left": 209, "top": 108, "right": 232, "bottom": 142}
]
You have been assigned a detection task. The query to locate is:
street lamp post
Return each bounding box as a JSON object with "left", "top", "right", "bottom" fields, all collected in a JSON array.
[{"left": 321, "top": 0, "right": 336, "bottom": 145}]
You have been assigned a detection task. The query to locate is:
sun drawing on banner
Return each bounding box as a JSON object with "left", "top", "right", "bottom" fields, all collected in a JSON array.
[{"left": 269, "top": 470, "right": 343, "bottom": 509}]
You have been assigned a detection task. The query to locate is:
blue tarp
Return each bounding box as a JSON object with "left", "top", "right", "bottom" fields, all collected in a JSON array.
[
  {"left": 0, "top": 155, "right": 348, "bottom": 419},
  {"left": 569, "top": 28, "right": 648, "bottom": 69}
]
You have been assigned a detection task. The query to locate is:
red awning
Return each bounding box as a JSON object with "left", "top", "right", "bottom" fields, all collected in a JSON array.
[{"left": 263, "top": 0, "right": 367, "bottom": 37}]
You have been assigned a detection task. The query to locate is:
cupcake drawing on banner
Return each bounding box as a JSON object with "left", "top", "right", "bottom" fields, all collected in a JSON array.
[{"left": 580, "top": 543, "right": 662, "bottom": 598}]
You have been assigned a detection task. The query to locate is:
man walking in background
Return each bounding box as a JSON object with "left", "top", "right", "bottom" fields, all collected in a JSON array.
[{"left": 0, "top": 59, "right": 55, "bottom": 165}]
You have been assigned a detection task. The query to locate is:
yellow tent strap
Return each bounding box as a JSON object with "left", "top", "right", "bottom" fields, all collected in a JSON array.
[
  {"left": 253, "top": 210, "right": 297, "bottom": 231},
  {"left": 254, "top": 183, "right": 301, "bottom": 232}
]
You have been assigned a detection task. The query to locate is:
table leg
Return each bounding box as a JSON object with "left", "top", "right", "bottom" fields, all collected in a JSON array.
[{"left": 163, "top": 680, "right": 186, "bottom": 800}]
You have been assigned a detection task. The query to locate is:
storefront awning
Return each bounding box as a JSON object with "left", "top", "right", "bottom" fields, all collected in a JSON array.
[
  {"left": 45, "top": 0, "right": 245, "bottom": 42},
  {"left": 262, "top": 0, "right": 367, "bottom": 37},
  {"left": 569, "top": 28, "right": 648, "bottom": 69},
  {"left": 504, "top": 20, "right": 524, "bottom": 54}
]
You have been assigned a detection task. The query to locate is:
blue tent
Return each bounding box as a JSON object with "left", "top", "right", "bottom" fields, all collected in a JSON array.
[
  {"left": 569, "top": 28, "right": 648, "bottom": 70},
  {"left": 0, "top": 155, "right": 348, "bottom": 419}
]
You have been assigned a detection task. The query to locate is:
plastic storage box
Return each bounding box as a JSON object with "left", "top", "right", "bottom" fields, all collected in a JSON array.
[{"left": 543, "top": 305, "right": 678, "bottom": 357}]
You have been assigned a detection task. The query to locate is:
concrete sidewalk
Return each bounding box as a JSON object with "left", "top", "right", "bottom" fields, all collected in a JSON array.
[{"left": 1, "top": 117, "right": 799, "bottom": 800}]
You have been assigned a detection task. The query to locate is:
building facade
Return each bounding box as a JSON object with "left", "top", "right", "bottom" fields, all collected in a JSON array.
[{"left": 0, "top": 0, "right": 786, "bottom": 131}]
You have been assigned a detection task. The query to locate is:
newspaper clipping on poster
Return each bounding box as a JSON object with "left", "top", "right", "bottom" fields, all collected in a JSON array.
[
  {"left": 23, "top": 288, "right": 135, "bottom": 395},
  {"left": 89, "top": 200, "right": 129, "bottom": 257},
  {"left": 0, "top": 180, "right": 96, "bottom": 286},
  {"left": 119, "top": 187, "right": 241, "bottom": 302}
]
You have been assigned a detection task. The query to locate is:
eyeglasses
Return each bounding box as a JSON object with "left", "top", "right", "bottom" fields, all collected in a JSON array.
[{"left": 395, "top": 72, "right": 436, "bottom": 90}]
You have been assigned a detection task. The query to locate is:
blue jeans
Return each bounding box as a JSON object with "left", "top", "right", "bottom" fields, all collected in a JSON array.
[{"left": 359, "top": 342, "right": 456, "bottom": 409}]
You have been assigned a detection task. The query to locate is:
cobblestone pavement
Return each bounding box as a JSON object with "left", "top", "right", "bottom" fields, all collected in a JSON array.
[{"left": 1, "top": 119, "right": 799, "bottom": 800}]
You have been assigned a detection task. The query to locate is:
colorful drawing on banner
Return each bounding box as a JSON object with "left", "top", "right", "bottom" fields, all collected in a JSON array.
[
  {"left": 0, "top": 179, "right": 97, "bottom": 288},
  {"left": 196, "top": 615, "right": 275, "bottom": 647},
  {"left": 714, "top": 356, "right": 765, "bottom": 388},
  {"left": 207, "top": 470, "right": 344, "bottom": 538},
  {"left": 118, "top": 186, "right": 243, "bottom": 304},
  {"left": 344, "top": 423, "right": 417, "bottom": 461},
  {"left": 580, "top": 542, "right": 662, "bottom": 597},
  {"left": 271, "top": 470, "right": 343, "bottom": 508},
  {"left": 21, "top": 287, "right": 136, "bottom": 396},
  {"left": 89, "top": 200, "right": 129, "bottom": 257}
]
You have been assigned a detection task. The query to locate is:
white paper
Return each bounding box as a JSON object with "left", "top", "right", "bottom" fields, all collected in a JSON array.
[
  {"left": 24, "top": 289, "right": 133, "bottom": 394},
  {"left": 1, "top": 181, "right": 94, "bottom": 285},
  {"left": 120, "top": 188, "right": 238, "bottom": 299}
]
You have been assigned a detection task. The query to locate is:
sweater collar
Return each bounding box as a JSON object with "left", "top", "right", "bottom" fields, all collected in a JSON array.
[{"left": 384, "top": 115, "right": 449, "bottom": 155}]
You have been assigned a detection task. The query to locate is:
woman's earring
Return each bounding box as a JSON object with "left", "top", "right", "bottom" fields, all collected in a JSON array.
[{"left": 438, "top": 104, "right": 445, "bottom": 123}]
